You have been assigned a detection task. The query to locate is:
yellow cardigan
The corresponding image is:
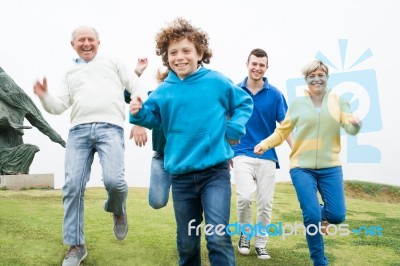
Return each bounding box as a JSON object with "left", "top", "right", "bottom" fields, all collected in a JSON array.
[{"left": 258, "top": 89, "right": 361, "bottom": 169}]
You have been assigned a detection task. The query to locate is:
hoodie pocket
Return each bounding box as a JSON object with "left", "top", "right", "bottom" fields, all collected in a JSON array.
[{"left": 164, "top": 132, "right": 211, "bottom": 173}]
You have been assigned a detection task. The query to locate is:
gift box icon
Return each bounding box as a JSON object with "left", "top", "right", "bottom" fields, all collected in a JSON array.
[{"left": 286, "top": 39, "right": 382, "bottom": 163}]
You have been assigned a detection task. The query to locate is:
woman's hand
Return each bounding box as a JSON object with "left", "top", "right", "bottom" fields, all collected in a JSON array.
[
  {"left": 348, "top": 115, "right": 362, "bottom": 128},
  {"left": 254, "top": 144, "right": 265, "bottom": 155}
]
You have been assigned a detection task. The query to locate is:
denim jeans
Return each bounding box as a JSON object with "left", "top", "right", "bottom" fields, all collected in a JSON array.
[
  {"left": 233, "top": 155, "right": 276, "bottom": 248},
  {"left": 148, "top": 153, "right": 171, "bottom": 209},
  {"left": 290, "top": 166, "right": 346, "bottom": 266},
  {"left": 63, "top": 123, "right": 128, "bottom": 245},
  {"left": 171, "top": 161, "right": 235, "bottom": 266}
]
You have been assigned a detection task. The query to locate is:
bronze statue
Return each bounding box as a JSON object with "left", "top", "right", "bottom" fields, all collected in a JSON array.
[{"left": 0, "top": 67, "right": 66, "bottom": 175}]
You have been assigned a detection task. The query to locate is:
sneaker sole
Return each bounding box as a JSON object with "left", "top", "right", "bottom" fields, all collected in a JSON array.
[
  {"left": 237, "top": 246, "right": 250, "bottom": 255},
  {"left": 113, "top": 226, "right": 128, "bottom": 241},
  {"left": 113, "top": 215, "right": 128, "bottom": 240},
  {"left": 62, "top": 250, "right": 87, "bottom": 266},
  {"left": 80, "top": 252, "right": 88, "bottom": 264},
  {"left": 255, "top": 251, "right": 271, "bottom": 260}
]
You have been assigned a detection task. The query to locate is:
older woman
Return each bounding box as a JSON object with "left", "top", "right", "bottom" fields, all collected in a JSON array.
[{"left": 254, "top": 60, "right": 362, "bottom": 266}]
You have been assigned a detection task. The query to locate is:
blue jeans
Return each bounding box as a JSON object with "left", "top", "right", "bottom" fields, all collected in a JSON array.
[
  {"left": 290, "top": 167, "right": 346, "bottom": 266},
  {"left": 171, "top": 161, "right": 235, "bottom": 266},
  {"left": 149, "top": 153, "right": 171, "bottom": 209},
  {"left": 63, "top": 123, "right": 128, "bottom": 245}
]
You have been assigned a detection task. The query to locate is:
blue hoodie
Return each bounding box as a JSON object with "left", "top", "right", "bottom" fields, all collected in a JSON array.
[{"left": 129, "top": 67, "right": 253, "bottom": 174}]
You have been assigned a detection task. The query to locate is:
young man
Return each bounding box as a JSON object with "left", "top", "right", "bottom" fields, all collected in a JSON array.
[
  {"left": 34, "top": 26, "right": 142, "bottom": 266},
  {"left": 232, "top": 48, "right": 292, "bottom": 260}
]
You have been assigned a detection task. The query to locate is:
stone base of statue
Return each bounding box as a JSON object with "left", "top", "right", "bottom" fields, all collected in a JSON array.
[{"left": 0, "top": 173, "right": 54, "bottom": 190}]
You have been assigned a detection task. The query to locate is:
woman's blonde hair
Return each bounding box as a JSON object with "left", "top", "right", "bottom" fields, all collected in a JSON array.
[{"left": 301, "top": 60, "right": 329, "bottom": 78}]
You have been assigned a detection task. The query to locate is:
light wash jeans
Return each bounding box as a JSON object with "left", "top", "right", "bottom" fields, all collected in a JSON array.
[
  {"left": 62, "top": 123, "right": 128, "bottom": 245},
  {"left": 290, "top": 166, "right": 346, "bottom": 266},
  {"left": 232, "top": 155, "right": 276, "bottom": 248},
  {"left": 148, "top": 153, "right": 171, "bottom": 209},
  {"left": 171, "top": 161, "right": 235, "bottom": 266}
]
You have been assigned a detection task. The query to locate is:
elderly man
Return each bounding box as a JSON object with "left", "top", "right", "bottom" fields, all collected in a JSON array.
[{"left": 34, "top": 26, "right": 142, "bottom": 266}]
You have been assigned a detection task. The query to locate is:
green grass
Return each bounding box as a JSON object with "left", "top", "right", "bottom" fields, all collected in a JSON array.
[
  {"left": 0, "top": 181, "right": 399, "bottom": 266},
  {"left": 345, "top": 180, "right": 400, "bottom": 203}
]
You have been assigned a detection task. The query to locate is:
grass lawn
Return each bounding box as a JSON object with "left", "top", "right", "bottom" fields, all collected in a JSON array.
[{"left": 0, "top": 181, "right": 399, "bottom": 266}]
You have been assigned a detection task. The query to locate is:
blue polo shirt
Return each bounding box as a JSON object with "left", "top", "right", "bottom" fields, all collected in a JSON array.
[{"left": 232, "top": 77, "right": 288, "bottom": 168}]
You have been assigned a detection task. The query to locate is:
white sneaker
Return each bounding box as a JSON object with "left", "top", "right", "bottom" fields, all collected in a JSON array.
[
  {"left": 237, "top": 233, "right": 250, "bottom": 255},
  {"left": 255, "top": 247, "right": 271, "bottom": 260}
]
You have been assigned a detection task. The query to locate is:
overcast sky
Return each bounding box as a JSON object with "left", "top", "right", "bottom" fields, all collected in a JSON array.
[{"left": 1, "top": 0, "right": 399, "bottom": 188}]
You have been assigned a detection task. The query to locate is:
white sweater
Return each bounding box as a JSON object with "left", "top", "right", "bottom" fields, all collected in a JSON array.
[{"left": 40, "top": 56, "right": 142, "bottom": 128}]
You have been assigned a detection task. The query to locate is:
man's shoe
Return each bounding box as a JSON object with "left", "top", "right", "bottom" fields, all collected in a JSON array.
[
  {"left": 255, "top": 247, "right": 271, "bottom": 260},
  {"left": 113, "top": 213, "right": 128, "bottom": 240},
  {"left": 237, "top": 233, "right": 250, "bottom": 255},
  {"left": 62, "top": 245, "right": 87, "bottom": 266}
]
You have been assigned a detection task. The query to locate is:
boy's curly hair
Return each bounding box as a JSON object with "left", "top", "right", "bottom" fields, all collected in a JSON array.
[{"left": 155, "top": 17, "right": 213, "bottom": 81}]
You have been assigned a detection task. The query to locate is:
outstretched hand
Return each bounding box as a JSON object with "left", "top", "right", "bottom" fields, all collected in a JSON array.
[
  {"left": 348, "top": 115, "right": 362, "bottom": 128},
  {"left": 33, "top": 77, "right": 48, "bottom": 98},
  {"left": 130, "top": 96, "right": 143, "bottom": 115},
  {"left": 135, "top": 58, "right": 148, "bottom": 77}
]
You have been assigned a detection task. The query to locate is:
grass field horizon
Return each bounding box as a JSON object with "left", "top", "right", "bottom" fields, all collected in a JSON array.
[{"left": 1, "top": 181, "right": 399, "bottom": 265}]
